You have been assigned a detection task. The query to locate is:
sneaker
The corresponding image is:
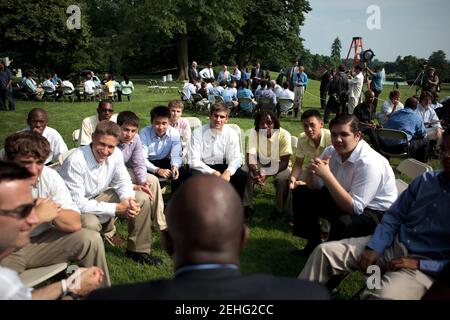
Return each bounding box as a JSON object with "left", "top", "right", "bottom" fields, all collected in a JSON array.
[{"left": 125, "top": 250, "right": 163, "bottom": 266}]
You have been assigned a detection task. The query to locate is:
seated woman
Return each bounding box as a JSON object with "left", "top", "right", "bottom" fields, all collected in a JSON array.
[
  {"left": 377, "top": 89, "right": 404, "bottom": 126},
  {"left": 291, "top": 114, "right": 397, "bottom": 256},
  {"left": 237, "top": 80, "right": 256, "bottom": 115}
]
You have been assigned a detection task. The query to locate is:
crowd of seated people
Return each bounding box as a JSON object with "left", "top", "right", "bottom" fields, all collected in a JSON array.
[{"left": 2, "top": 59, "right": 450, "bottom": 301}]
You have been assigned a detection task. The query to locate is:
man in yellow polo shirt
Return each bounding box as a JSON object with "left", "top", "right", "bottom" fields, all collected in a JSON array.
[
  {"left": 289, "top": 109, "right": 332, "bottom": 187},
  {"left": 244, "top": 110, "right": 292, "bottom": 221}
]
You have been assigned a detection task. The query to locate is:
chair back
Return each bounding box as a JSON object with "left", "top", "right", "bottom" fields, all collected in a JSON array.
[
  {"left": 397, "top": 158, "right": 433, "bottom": 180},
  {"left": 184, "top": 117, "right": 202, "bottom": 130},
  {"left": 278, "top": 98, "right": 294, "bottom": 112},
  {"left": 42, "top": 86, "right": 55, "bottom": 94},
  {"left": 258, "top": 97, "right": 276, "bottom": 111},
  {"left": 376, "top": 128, "right": 409, "bottom": 157},
  {"left": 226, "top": 124, "right": 245, "bottom": 161},
  {"left": 214, "top": 95, "right": 225, "bottom": 103}
]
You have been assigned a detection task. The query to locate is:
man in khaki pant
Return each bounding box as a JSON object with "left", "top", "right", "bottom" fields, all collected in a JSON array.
[
  {"left": 299, "top": 128, "right": 450, "bottom": 299},
  {"left": 1, "top": 131, "right": 110, "bottom": 287},
  {"left": 60, "top": 120, "right": 162, "bottom": 266}
]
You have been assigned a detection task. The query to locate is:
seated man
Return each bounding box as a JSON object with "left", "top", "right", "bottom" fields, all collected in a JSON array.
[
  {"left": 377, "top": 89, "right": 404, "bottom": 126},
  {"left": 353, "top": 91, "right": 380, "bottom": 151},
  {"left": 168, "top": 100, "right": 191, "bottom": 163},
  {"left": 222, "top": 80, "right": 239, "bottom": 113},
  {"left": 289, "top": 110, "right": 332, "bottom": 185},
  {"left": 417, "top": 90, "right": 444, "bottom": 155},
  {"left": 117, "top": 111, "right": 166, "bottom": 232},
  {"left": 257, "top": 80, "right": 277, "bottom": 111},
  {"left": 24, "top": 72, "right": 44, "bottom": 100},
  {"left": 83, "top": 74, "right": 97, "bottom": 98},
  {"left": 236, "top": 80, "right": 256, "bottom": 115},
  {"left": 244, "top": 111, "right": 292, "bottom": 220},
  {"left": 1, "top": 132, "right": 110, "bottom": 286},
  {"left": 60, "top": 121, "right": 162, "bottom": 266},
  {"left": 89, "top": 174, "right": 330, "bottom": 300},
  {"left": 139, "top": 106, "right": 187, "bottom": 193},
  {"left": 299, "top": 128, "right": 450, "bottom": 300},
  {"left": 190, "top": 102, "right": 248, "bottom": 199},
  {"left": 79, "top": 100, "right": 118, "bottom": 146},
  {"left": 23, "top": 108, "right": 68, "bottom": 165},
  {"left": 383, "top": 96, "right": 429, "bottom": 162},
  {"left": 291, "top": 114, "right": 397, "bottom": 256},
  {"left": 0, "top": 161, "right": 104, "bottom": 300}
]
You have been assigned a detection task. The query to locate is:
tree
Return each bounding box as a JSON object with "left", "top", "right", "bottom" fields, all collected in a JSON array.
[
  {"left": 234, "top": 0, "right": 311, "bottom": 71},
  {"left": 428, "top": 50, "right": 449, "bottom": 81},
  {"left": 0, "top": 0, "right": 91, "bottom": 77},
  {"left": 331, "top": 37, "right": 341, "bottom": 62}
]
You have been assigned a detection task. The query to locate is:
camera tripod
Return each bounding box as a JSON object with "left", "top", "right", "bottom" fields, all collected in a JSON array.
[{"left": 407, "top": 69, "right": 425, "bottom": 96}]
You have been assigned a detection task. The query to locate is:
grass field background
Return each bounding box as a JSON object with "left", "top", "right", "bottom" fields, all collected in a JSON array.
[{"left": 0, "top": 78, "right": 446, "bottom": 299}]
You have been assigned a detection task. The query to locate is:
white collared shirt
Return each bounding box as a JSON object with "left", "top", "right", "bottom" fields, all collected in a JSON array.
[
  {"left": 0, "top": 267, "right": 31, "bottom": 300},
  {"left": 60, "top": 145, "right": 134, "bottom": 217},
  {"left": 22, "top": 126, "right": 68, "bottom": 164},
  {"left": 31, "top": 166, "right": 80, "bottom": 237},
  {"left": 318, "top": 140, "right": 397, "bottom": 215},
  {"left": 199, "top": 67, "right": 214, "bottom": 79},
  {"left": 190, "top": 124, "right": 242, "bottom": 175}
]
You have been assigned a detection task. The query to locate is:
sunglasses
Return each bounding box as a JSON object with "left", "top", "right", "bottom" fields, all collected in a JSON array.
[
  {"left": 100, "top": 108, "right": 114, "bottom": 113},
  {"left": 0, "top": 199, "right": 37, "bottom": 219}
]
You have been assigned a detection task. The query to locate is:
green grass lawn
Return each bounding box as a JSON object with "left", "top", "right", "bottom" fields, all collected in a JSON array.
[{"left": 0, "top": 78, "right": 444, "bottom": 299}]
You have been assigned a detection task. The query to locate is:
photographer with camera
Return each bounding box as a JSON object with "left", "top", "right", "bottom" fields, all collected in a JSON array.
[{"left": 421, "top": 66, "right": 440, "bottom": 94}]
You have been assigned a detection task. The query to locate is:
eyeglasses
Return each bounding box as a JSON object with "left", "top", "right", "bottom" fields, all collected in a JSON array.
[
  {"left": 0, "top": 199, "right": 37, "bottom": 219},
  {"left": 100, "top": 108, "right": 113, "bottom": 113}
]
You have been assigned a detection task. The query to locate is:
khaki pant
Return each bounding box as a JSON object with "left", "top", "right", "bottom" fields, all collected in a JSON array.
[
  {"left": 81, "top": 188, "right": 152, "bottom": 253},
  {"left": 293, "top": 86, "right": 305, "bottom": 109},
  {"left": 127, "top": 169, "right": 166, "bottom": 231},
  {"left": 298, "top": 235, "right": 434, "bottom": 299},
  {"left": 0, "top": 228, "right": 111, "bottom": 287},
  {"left": 243, "top": 165, "right": 291, "bottom": 213}
]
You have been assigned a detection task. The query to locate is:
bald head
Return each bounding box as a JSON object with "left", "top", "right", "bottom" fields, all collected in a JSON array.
[{"left": 165, "top": 175, "right": 246, "bottom": 268}]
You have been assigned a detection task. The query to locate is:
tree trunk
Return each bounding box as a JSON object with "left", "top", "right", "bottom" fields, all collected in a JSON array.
[{"left": 176, "top": 34, "right": 189, "bottom": 81}]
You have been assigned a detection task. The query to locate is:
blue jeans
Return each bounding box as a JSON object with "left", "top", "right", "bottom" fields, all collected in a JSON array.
[{"left": 0, "top": 88, "right": 15, "bottom": 111}]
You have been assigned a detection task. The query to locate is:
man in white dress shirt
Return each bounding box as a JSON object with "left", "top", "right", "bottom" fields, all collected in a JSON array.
[
  {"left": 1, "top": 132, "right": 110, "bottom": 286},
  {"left": 347, "top": 65, "right": 364, "bottom": 115},
  {"left": 60, "top": 121, "right": 162, "bottom": 266},
  {"left": 24, "top": 108, "right": 68, "bottom": 165},
  {"left": 199, "top": 62, "right": 215, "bottom": 81},
  {"left": 190, "top": 102, "right": 248, "bottom": 198},
  {"left": 291, "top": 114, "right": 397, "bottom": 256},
  {"left": 0, "top": 161, "right": 104, "bottom": 300}
]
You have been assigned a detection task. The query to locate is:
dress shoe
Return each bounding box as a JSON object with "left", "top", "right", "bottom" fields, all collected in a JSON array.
[
  {"left": 125, "top": 250, "right": 163, "bottom": 266},
  {"left": 104, "top": 234, "right": 125, "bottom": 247}
]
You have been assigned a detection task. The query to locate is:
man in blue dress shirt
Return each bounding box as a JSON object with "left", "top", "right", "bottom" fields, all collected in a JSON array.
[
  {"left": 299, "top": 128, "right": 450, "bottom": 299},
  {"left": 140, "top": 106, "right": 187, "bottom": 193}
]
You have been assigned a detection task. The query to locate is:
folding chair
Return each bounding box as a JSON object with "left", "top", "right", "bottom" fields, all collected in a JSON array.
[
  {"left": 375, "top": 128, "right": 409, "bottom": 158},
  {"left": 395, "top": 158, "right": 433, "bottom": 194},
  {"left": 278, "top": 98, "right": 294, "bottom": 117}
]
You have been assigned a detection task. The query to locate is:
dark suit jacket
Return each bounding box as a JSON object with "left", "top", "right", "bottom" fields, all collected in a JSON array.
[
  {"left": 250, "top": 68, "right": 264, "bottom": 90},
  {"left": 88, "top": 268, "right": 330, "bottom": 300},
  {"left": 188, "top": 68, "right": 199, "bottom": 83}
]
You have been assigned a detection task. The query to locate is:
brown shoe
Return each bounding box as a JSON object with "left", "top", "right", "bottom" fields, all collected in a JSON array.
[{"left": 104, "top": 234, "right": 125, "bottom": 247}]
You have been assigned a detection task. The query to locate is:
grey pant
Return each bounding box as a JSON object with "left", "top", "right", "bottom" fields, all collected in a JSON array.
[{"left": 298, "top": 235, "right": 434, "bottom": 299}]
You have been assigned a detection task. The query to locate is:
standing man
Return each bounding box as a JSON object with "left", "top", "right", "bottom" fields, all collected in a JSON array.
[
  {"left": 250, "top": 62, "right": 264, "bottom": 93},
  {"left": 319, "top": 65, "right": 332, "bottom": 109},
  {"left": 0, "top": 59, "right": 15, "bottom": 111},
  {"left": 188, "top": 61, "right": 199, "bottom": 83},
  {"left": 23, "top": 108, "right": 68, "bottom": 165},
  {"left": 347, "top": 65, "right": 364, "bottom": 115},
  {"left": 232, "top": 64, "right": 241, "bottom": 83},
  {"left": 79, "top": 100, "right": 118, "bottom": 146},
  {"left": 60, "top": 121, "right": 162, "bottom": 266},
  {"left": 286, "top": 60, "right": 299, "bottom": 91},
  {"left": 293, "top": 66, "right": 308, "bottom": 118},
  {"left": 0, "top": 161, "right": 104, "bottom": 300},
  {"left": 2, "top": 131, "right": 110, "bottom": 286},
  {"left": 190, "top": 103, "right": 248, "bottom": 199},
  {"left": 366, "top": 65, "right": 383, "bottom": 110},
  {"left": 199, "top": 62, "right": 215, "bottom": 82}
]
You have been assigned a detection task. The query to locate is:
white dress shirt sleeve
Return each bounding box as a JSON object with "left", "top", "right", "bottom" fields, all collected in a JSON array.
[
  {"left": 170, "top": 131, "right": 183, "bottom": 168},
  {"left": 60, "top": 156, "right": 116, "bottom": 216},
  {"left": 190, "top": 127, "right": 214, "bottom": 174},
  {"left": 225, "top": 129, "right": 243, "bottom": 175},
  {"left": 140, "top": 127, "right": 158, "bottom": 173}
]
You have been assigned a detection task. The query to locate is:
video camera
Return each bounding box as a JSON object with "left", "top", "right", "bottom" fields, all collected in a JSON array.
[{"left": 420, "top": 60, "right": 429, "bottom": 70}]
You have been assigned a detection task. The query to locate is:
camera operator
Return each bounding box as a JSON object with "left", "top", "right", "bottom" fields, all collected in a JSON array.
[{"left": 421, "top": 66, "right": 440, "bottom": 94}]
